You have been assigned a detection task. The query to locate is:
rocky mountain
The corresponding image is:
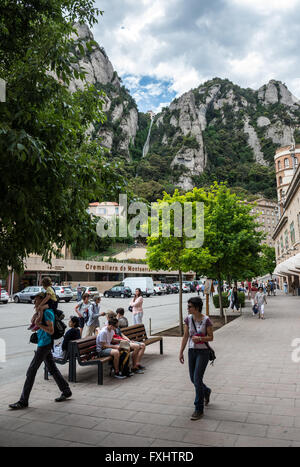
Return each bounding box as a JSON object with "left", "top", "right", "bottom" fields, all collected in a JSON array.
[
  {"left": 70, "top": 23, "right": 138, "bottom": 160},
  {"left": 147, "top": 78, "right": 300, "bottom": 192},
  {"left": 67, "top": 24, "right": 300, "bottom": 201}
]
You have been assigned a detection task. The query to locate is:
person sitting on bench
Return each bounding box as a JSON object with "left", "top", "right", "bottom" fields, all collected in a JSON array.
[{"left": 96, "top": 318, "right": 126, "bottom": 379}]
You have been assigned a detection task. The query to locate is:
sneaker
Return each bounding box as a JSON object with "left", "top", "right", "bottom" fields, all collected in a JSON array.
[
  {"left": 9, "top": 401, "right": 28, "bottom": 410},
  {"left": 114, "top": 372, "right": 126, "bottom": 379},
  {"left": 190, "top": 411, "right": 204, "bottom": 420},
  {"left": 204, "top": 389, "right": 211, "bottom": 406},
  {"left": 137, "top": 365, "right": 146, "bottom": 370},
  {"left": 132, "top": 368, "right": 144, "bottom": 374},
  {"left": 55, "top": 391, "right": 72, "bottom": 402}
]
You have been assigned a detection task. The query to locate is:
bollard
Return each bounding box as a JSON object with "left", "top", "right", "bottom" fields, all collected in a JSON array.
[{"left": 149, "top": 318, "right": 152, "bottom": 336}]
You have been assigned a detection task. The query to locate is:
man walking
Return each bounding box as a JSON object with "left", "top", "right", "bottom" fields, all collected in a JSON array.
[
  {"left": 85, "top": 295, "right": 105, "bottom": 337},
  {"left": 9, "top": 293, "right": 72, "bottom": 410}
]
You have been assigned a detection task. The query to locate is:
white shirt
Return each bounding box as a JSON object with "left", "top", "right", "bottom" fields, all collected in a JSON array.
[{"left": 96, "top": 326, "right": 115, "bottom": 352}]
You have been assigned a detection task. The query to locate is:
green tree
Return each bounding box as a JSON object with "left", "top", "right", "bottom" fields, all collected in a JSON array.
[
  {"left": 258, "top": 245, "right": 276, "bottom": 277},
  {"left": 146, "top": 189, "right": 215, "bottom": 335},
  {"left": 192, "top": 183, "right": 264, "bottom": 316},
  {"left": 0, "top": 1, "right": 124, "bottom": 273}
]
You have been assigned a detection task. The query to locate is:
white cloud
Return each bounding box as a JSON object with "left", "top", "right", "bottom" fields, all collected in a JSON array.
[{"left": 92, "top": 0, "right": 300, "bottom": 110}]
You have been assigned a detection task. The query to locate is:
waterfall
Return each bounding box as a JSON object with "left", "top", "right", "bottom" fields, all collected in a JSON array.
[{"left": 142, "top": 118, "right": 154, "bottom": 158}]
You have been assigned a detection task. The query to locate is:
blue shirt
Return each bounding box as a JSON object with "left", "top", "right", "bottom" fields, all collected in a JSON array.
[{"left": 37, "top": 309, "right": 54, "bottom": 347}]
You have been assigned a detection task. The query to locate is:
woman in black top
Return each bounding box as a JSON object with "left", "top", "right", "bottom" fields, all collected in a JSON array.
[{"left": 62, "top": 316, "right": 81, "bottom": 352}]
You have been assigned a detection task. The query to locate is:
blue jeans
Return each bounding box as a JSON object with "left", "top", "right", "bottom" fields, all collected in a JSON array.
[{"left": 188, "top": 348, "right": 210, "bottom": 412}]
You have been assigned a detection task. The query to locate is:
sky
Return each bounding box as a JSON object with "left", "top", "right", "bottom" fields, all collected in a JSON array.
[{"left": 91, "top": 0, "right": 300, "bottom": 113}]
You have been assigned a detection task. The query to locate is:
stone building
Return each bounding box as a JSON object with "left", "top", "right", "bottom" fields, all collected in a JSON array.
[
  {"left": 272, "top": 144, "right": 300, "bottom": 293},
  {"left": 248, "top": 198, "right": 277, "bottom": 247}
]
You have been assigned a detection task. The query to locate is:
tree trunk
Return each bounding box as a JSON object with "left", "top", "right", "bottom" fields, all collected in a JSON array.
[
  {"left": 179, "top": 269, "right": 183, "bottom": 336},
  {"left": 217, "top": 275, "right": 224, "bottom": 318}
]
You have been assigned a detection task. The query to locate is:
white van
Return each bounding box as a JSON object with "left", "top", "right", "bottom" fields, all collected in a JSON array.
[{"left": 122, "top": 277, "right": 154, "bottom": 297}]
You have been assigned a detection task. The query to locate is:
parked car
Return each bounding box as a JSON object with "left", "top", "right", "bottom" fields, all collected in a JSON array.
[
  {"left": 53, "top": 286, "right": 73, "bottom": 303},
  {"left": 103, "top": 285, "right": 132, "bottom": 298},
  {"left": 65, "top": 287, "right": 78, "bottom": 301},
  {"left": 153, "top": 285, "right": 164, "bottom": 295},
  {"left": 13, "top": 286, "right": 45, "bottom": 304},
  {"left": 81, "top": 286, "right": 100, "bottom": 299},
  {"left": 173, "top": 282, "right": 191, "bottom": 293},
  {"left": 0, "top": 289, "right": 9, "bottom": 304},
  {"left": 184, "top": 281, "right": 196, "bottom": 292},
  {"left": 122, "top": 277, "right": 154, "bottom": 297},
  {"left": 170, "top": 284, "right": 179, "bottom": 293}
]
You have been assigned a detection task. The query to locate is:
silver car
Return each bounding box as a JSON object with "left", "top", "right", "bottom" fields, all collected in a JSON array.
[
  {"left": 13, "top": 286, "right": 45, "bottom": 304},
  {"left": 0, "top": 289, "right": 9, "bottom": 304}
]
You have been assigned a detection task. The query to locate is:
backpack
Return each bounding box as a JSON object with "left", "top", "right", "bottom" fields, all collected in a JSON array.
[
  {"left": 119, "top": 349, "right": 131, "bottom": 377},
  {"left": 52, "top": 309, "right": 67, "bottom": 340}
]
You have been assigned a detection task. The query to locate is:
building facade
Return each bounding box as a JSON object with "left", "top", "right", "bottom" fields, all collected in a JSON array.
[
  {"left": 272, "top": 145, "right": 300, "bottom": 293},
  {"left": 9, "top": 255, "right": 195, "bottom": 294},
  {"left": 248, "top": 198, "right": 277, "bottom": 247}
]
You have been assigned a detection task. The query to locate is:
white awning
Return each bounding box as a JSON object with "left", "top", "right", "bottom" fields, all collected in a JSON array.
[{"left": 273, "top": 254, "right": 300, "bottom": 276}]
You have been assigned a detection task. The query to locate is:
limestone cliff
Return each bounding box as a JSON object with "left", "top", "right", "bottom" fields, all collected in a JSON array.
[
  {"left": 148, "top": 78, "right": 300, "bottom": 190},
  {"left": 70, "top": 23, "right": 138, "bottom": 160}
]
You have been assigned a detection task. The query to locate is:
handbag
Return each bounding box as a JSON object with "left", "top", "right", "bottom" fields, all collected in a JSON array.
[
  {"left": 29, "top": 332, "right": 38, "bottom": 344},
  {"left": 128, "top": 306, "right": 133, "bottom": 312},
  {"left": 191, "top": 317, "right": 216, "bottom": 364},
  {"left": 253, "top": 304, "right": 259, "bottom": 314}
]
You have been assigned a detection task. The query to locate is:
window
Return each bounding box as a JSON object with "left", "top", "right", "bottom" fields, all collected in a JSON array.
[
  {"left": 97, "top": 207, "right": 107, "bottom": 215},
  {"left": 279, "top": 176, "right": 282, "bottom": 185},
  {"left": 295, "top": 157, "right": 298, "bottom": 167},
  {"left": 290, "top": 222, "right": 296, "bottom": 244},
  {"left": 115, "top": 207, "right": 119, "bottom": 214},
  {"left": 284, "top": 230, "right": 289, "bottom": 249},
  {"left": 277, "top": 243, "right": 280, "bottom": 256},
  {"left": 280, "top": 236, "right": 284, "bottom": 253},
  {"left": 284, "top": 158, "right": 290, "bottom": 168},
  {"left": 278, "top": 161, "right": 281, "bottom": 170}
]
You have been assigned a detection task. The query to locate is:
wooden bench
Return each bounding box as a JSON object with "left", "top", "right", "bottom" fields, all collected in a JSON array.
[
  {"left": 121, "top": 324, "right": 163, "bottom": 355},
  {"left": 69, "top": 336, "right": 113, "bottom": 385},
  {"left": 69, "top": 324, "right": 163, "bottom": 385}
]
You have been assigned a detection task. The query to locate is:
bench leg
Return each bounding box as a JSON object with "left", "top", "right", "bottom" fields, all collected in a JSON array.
[
  {"left": 70, "top": 358, "right": 77, "bottom": 383},
  {"left": 68, "top": 359, "right": 73, "bottom": 383},
  {"left": 98, "top": 363, "right": 103, "bottom": 385},
  {"left": 160, "top": 339, "right": 163, "bottom": 355}
]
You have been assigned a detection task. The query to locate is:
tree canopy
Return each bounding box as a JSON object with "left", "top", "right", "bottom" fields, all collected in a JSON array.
[{"left": 0, "top": 1, "right": 124, "bottom": 273}]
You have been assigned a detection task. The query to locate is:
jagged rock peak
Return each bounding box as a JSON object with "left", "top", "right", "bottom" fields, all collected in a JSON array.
[{"left": 258, "top": 79, "right": 300, "bottom": 107}]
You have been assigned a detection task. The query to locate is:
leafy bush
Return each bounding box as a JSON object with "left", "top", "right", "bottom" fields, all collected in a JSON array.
[{"left": 213, "top": 292, "right": 245, "bottom": 309}]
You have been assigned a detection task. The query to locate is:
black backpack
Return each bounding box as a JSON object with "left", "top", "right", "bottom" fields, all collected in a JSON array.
[
  {"left": 119, "top": 349, "right": 130, "bottom": 377},
  {"left": 52, "top": 309, "right": 66, "bottom": 340}
]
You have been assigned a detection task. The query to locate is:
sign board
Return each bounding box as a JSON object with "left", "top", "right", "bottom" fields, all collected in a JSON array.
[{"left": 204, "top": 279, "right": 212, "bottom": 295}]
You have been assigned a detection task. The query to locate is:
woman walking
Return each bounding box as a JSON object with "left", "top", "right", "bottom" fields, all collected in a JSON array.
[
  {"left": 179, "top": 296, "right": 214, "bottom": 420},
  {"left": 255, "top": 286, "right": 267, "bottom": 320},
  {"left": 129, "top": 288, "right": 144, "bottom": 325},
  {"left": 230, "top": 286, "right": 240, "bottom": 312}
]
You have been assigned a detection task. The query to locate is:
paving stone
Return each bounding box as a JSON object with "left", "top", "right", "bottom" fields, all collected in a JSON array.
[
  {"left": 130, "top": 411, "right": 177, "bottom": 426},
  {"left": 94, "top": 419, "right": 144, "bottom": 436},
  {"left": 99, "top": 433, "right": 154, "bottom": 447},
  {"left": 216, "top": 420, "right": 267, "bottom": 437},
  {"left": 183, "top": 429, "right": 238, "bottom": 447},
  {"left": 16, "top": 420, "right": 69, "bottom": 438},
  {"left": 267, "top": 426, "right": 300, "bottom": 442},
  {"left": 246, "top": 413, "right": 295, "bottom": 427},
  {"left": 235, "top": 436, "right": 292, "bottom": 447},
  {"left": 54, "top": 425, "right": 109, "bottom": 445}
]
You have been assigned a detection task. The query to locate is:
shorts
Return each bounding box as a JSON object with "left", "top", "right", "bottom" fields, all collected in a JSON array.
[
  {"left": 97, "top": 348, "right": 113, "bottom": 357},
  {"left": 79, "top": 317, "right": 85, "bottom": 329}
]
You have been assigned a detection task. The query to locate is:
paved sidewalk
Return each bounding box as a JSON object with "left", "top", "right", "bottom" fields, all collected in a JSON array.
[{"left": 1, "top": 293, "right": 300, "bottom": 447}]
